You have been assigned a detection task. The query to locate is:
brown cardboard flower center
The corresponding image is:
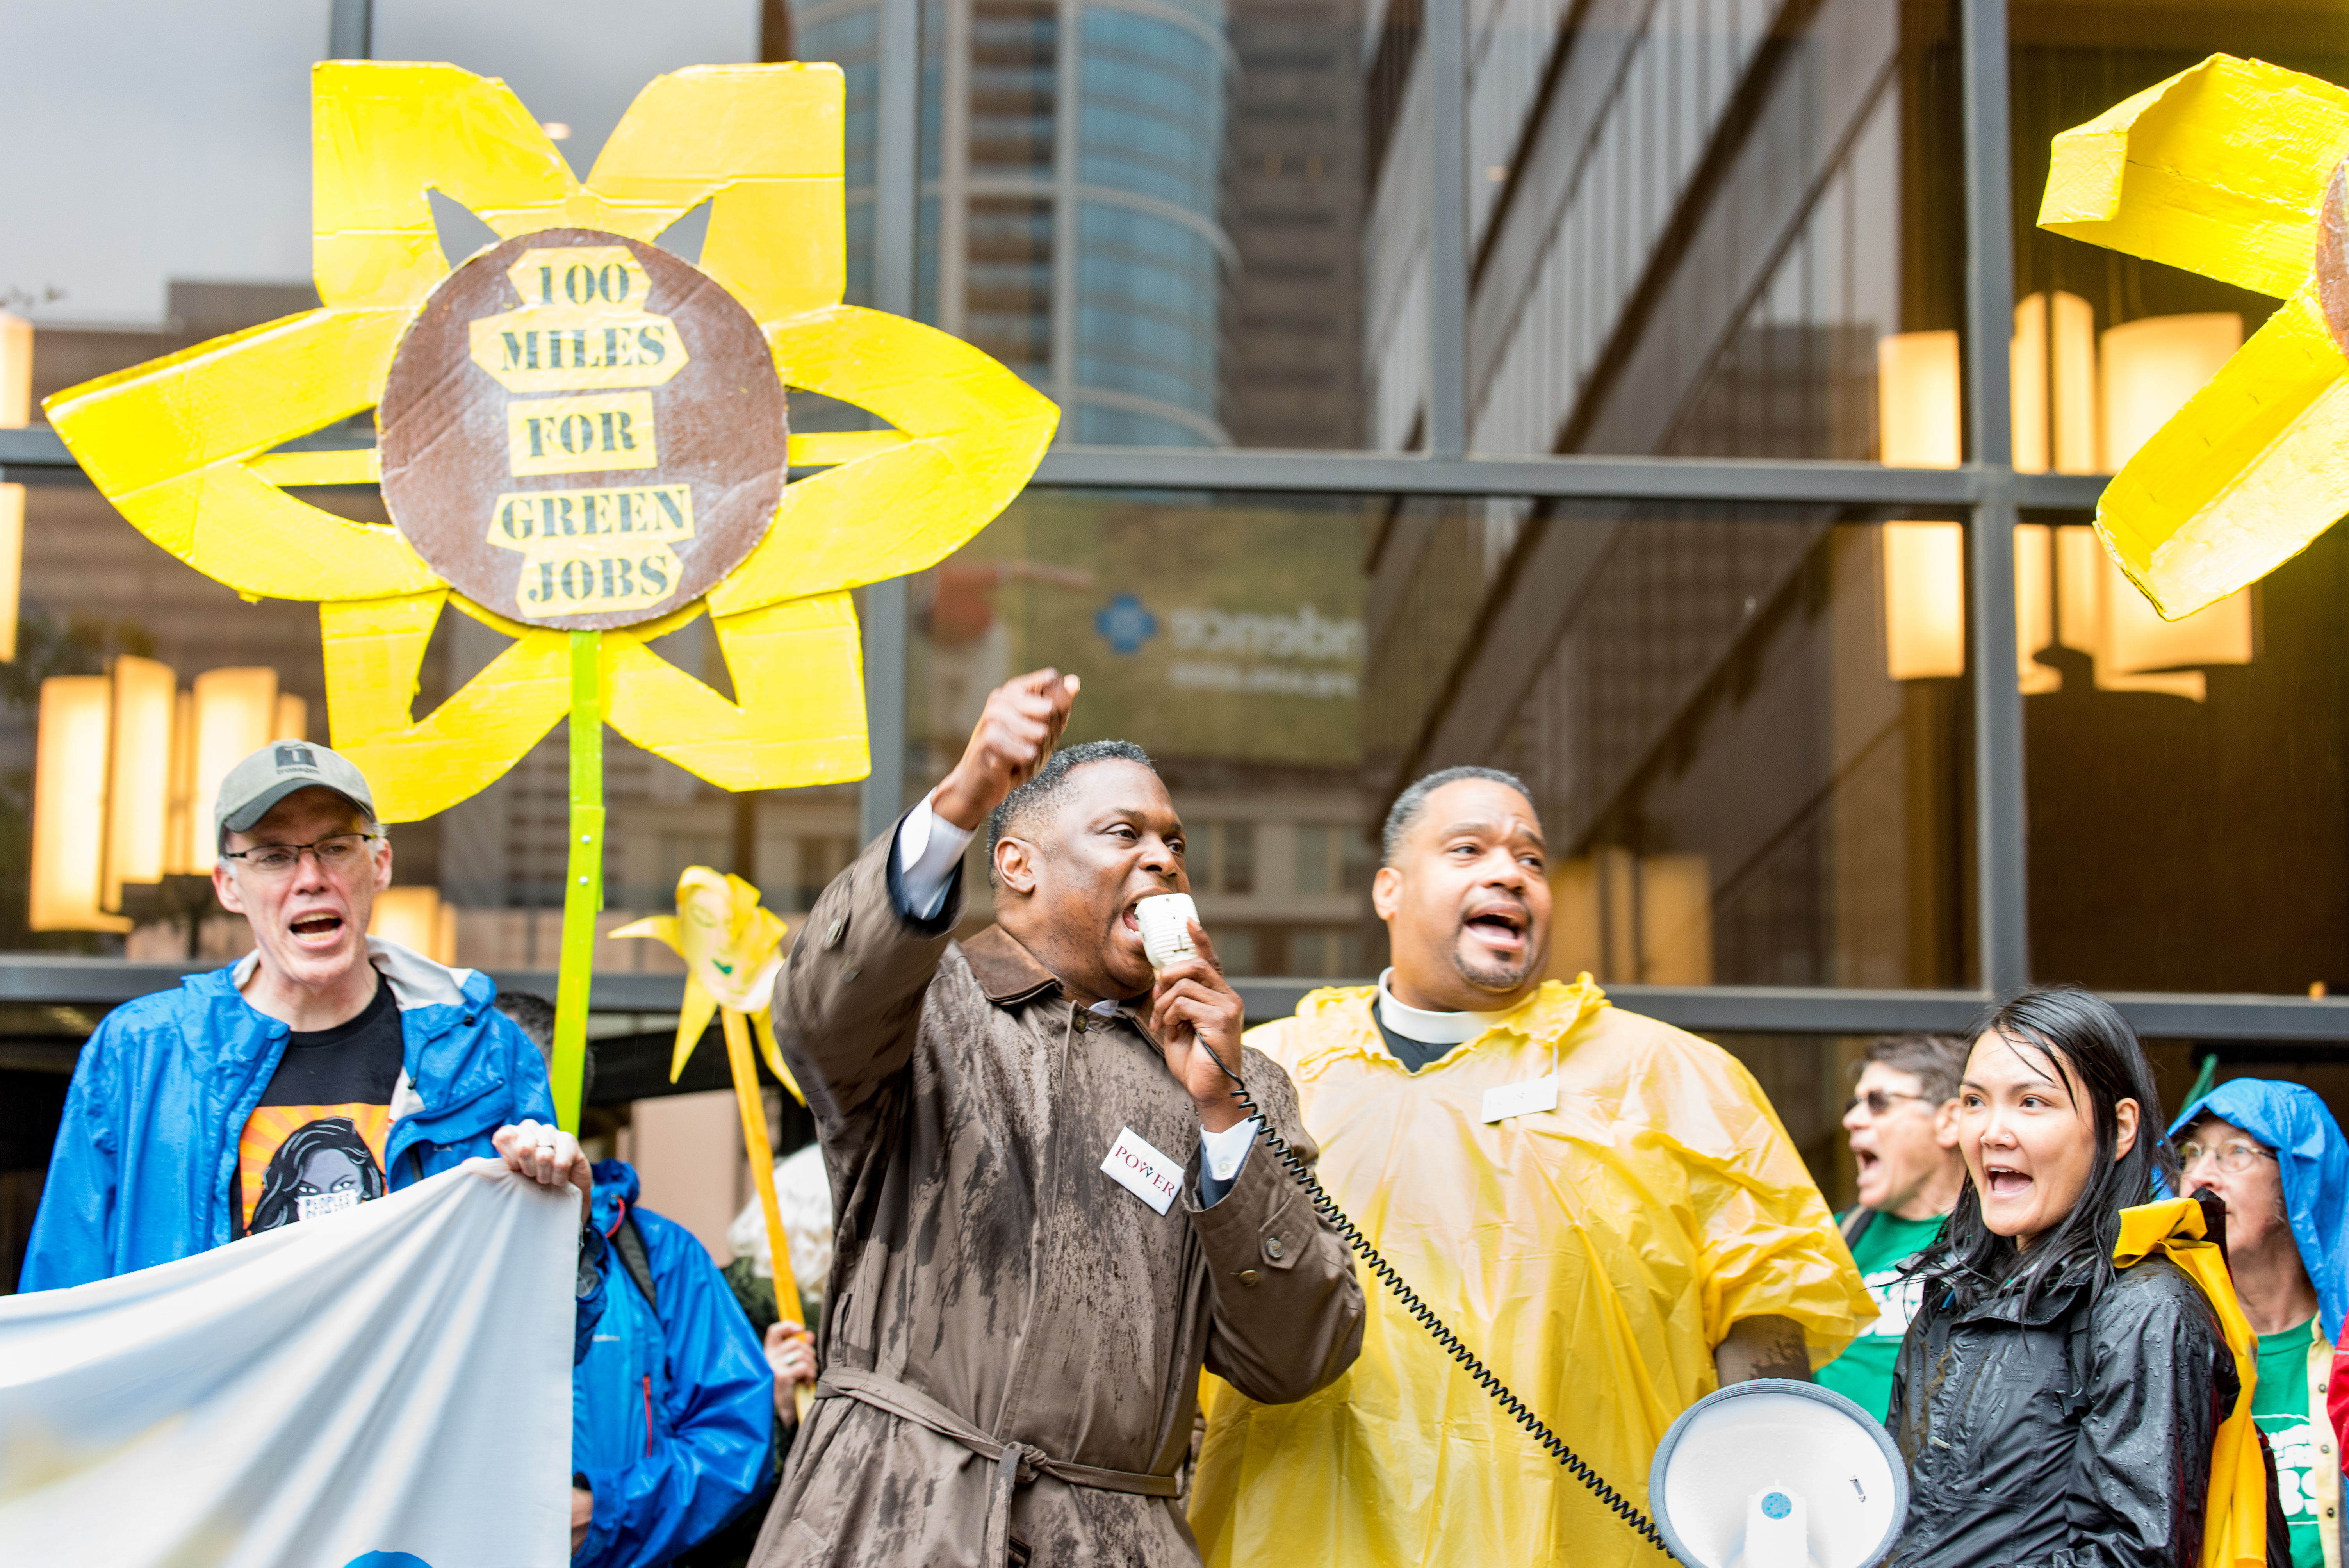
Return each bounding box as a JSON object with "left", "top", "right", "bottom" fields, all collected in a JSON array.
[
  {"left": 2316, "top": 161, "right": 2349, "bottom": 359},
  {"left": 378, "top": 227, "right": 789, "bottom": 631}
]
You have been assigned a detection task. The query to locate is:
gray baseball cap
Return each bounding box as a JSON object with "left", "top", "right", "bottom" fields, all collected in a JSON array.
[{"left": 214, "top": 741, "right": 377, "bottom": 845}]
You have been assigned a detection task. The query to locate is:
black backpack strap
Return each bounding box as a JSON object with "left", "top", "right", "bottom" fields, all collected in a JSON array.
[
  {"left": 613, "top": 1210, "right": 658, "bottom": 1314},
  {"left": 1839, "top": 1207, "right": 1877, "bottom": 1249}
]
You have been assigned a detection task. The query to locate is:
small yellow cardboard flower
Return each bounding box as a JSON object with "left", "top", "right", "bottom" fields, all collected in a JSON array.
[
  {"left": 616, "top": 866, "right": 806, "bottom": 1324},
  {"left": 613, "top": 867, "right": 796, "bottom": 1094},
  {"left": 2042, "top": 54, "right": 2349, "bottom": 619}
]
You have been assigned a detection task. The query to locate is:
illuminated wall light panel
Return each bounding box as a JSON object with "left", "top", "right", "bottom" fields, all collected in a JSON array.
[
  {"left": 1877, "top": 330, "right": 1962, "bottom": 468},
  {"left": 2103, "top": 554, "right": 2253, "bottom": 677},
  {"left": 0, "top": 310, "right": 30, "bottom": 665},
  {"left": 370, "top": 884, "right": 456, "bottom": 964},
  {"left": 2011, "top": 292, "right": 2100, "bottom": 477},
  {"left": 1882, "top": 521, "right": 2064, "bottom": 694},
  {"left": 2012, "top": 296, "right": 2050, "bottom": 474},
  {"left": 0, "top": 312, "right": 29, "bottom": 428},
  {"left": 2054, "top": 525, "right": 2208, "bottom": 700},
  {"left": 275, "top": 693, "right": 309, "bottom": 743},
  {"left": 31, "top": 676, "right": 130, "bottom": 932},
  {"left": 0, "top": 484, "right": 20, "bottom": 663},
  {"left": 103, "top": 656, "right": 178, "bottom": 908},
  {"left": 164, "top": 689, "right": 198, "bottom": 874},
  {"left": 190, "top": 668, "right": 280, "bottom": 854},
  {"left": 2014, "top": 523, "right": 2060, "bottom": 694},
  {"left": 1882, "top": 521, "right": 1967, "bottom": 680},
  {"left": 2100, "top": 313, "right": 2242, "bottom": 471},
  {"left": 2049, "top": 292, "right": 2098, "bottom": 474}
]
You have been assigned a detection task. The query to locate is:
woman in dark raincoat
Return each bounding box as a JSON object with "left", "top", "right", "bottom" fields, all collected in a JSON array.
[{"left": 1885, "top": 986, "right": 2237, "bottom": 1568}]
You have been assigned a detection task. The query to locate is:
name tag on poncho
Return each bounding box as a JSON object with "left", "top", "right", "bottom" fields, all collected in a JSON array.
[
  {"left": 1481, "top": 1074, "right": 1558, "bottom": 1123},
  {"left": 1102, "top": 1126, "right": 1183, "bottom": 1214}
]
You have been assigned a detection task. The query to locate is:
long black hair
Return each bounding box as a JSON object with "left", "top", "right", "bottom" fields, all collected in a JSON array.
[
  {"left": 1920, "top": 985, "right": 2177, "bottom": 1310},
  {"left": 249, "top": 1116, "right": 387, "bottom": 1233}
]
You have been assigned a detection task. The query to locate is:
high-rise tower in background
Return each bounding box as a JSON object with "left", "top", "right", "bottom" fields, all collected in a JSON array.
[{"left": 795, "top": 0, "right": 1363, "bottom": 448}]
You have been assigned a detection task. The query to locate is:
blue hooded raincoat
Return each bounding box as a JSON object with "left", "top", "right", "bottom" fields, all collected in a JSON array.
[
  {"left": 2169, "top": 1078, "right": 2349, "bottom": 1345},
  {"left": 573, "top": 1158, "right": 775, "bottom": 1568},
  {"left": 22, "top": 941, "right": 601, "bottom": 1360}
]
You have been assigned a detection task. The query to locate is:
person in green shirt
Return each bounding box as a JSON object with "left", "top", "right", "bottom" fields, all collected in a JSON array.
[
  {"left": 2171, "top": 1079, "right": 2349, "bottom": 1568},
  {"left": 1816, "top": 1033, "right": 1969, "bottom": 1423}
]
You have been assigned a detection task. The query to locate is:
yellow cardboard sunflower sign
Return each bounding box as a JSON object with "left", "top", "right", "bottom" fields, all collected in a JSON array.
[
  {"left": 2041, "top": 54, "right": 2349, "bottom": 622},
  {"left": 45, "top": 62, "right": 1058, "bottom": 1126}
]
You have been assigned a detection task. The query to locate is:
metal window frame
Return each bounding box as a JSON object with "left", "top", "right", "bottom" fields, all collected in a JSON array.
[{"left": 4, "top": 2, "right": 2322, "bottom": 1043}]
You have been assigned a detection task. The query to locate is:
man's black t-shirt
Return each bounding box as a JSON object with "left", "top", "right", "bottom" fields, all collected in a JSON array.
[{"left": 234, "top": 980, "right": 405, "bottom": 1236}]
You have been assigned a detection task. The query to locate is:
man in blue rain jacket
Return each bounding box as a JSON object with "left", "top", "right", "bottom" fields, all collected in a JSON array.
[
  {"left": 574, "top": 1158, "right": 775, "bottom": 1568},
  {"left": 20, "top": 741, "right": 603, "bottom": 1356}
]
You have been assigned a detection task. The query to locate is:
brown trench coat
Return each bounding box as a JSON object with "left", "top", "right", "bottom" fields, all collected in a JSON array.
[{"left": 749, "top": 830, "right": 1365, "bottom": 1568}]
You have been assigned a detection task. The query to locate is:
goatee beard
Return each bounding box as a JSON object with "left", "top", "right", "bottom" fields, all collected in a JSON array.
[{"left": 1452, "top": 948, "right": 1534, "bottom": 994}]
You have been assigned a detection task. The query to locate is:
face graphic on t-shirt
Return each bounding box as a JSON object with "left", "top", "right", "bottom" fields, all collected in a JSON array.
[
  {"left": 294, "top": 1146, "right": 372, "bottom": 1221},
  {"left": 247, "top": 1115, "right": 388, "bottom": 1233}
]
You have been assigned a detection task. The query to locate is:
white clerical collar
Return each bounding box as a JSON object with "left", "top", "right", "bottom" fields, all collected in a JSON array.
[{"left": 1375, "top": 968, "right": 1508, "bottom": 1046}]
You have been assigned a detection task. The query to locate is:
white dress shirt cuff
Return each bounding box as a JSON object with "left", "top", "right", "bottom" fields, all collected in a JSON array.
[
  {"left": 1199, "top": 1117, "right": 1260, "bottom": 1182},
  {"left": 894, "top": 790, "right": 975, "bottom": 921}
]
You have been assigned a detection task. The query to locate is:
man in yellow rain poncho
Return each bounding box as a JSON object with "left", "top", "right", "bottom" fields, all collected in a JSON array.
[{"left": 1187, "top": 766, "right": 1873, "bottom": 1566}]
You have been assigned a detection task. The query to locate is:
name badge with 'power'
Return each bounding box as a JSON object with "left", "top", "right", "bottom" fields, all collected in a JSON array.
[
  {"left": 1102, "top": 1126, "right": 1183, "bottom": 1215},
  {"left": 1481, "top": 1074, "right": 1558, "bottom": 1123}
]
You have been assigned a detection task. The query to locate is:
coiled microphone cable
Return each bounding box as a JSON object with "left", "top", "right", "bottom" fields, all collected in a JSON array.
[{"left": 1198, "top": 1037, "right": 1671, "bottom": 1556}]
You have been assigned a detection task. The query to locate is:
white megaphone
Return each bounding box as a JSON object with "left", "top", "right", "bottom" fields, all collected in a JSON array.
[{"left": 1647, "top": 1379, "right": 1907, "bottom": 1568}]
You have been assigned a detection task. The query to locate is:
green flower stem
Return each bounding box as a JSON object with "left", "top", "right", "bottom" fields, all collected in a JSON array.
[{"left": 551, "top": 629, "right": 603, "bottom": 1132}]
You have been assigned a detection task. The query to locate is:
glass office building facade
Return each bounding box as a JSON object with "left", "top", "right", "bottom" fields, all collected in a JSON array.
[{"left": 6, "top": 0, "right": 2349, "bottom": 1267}]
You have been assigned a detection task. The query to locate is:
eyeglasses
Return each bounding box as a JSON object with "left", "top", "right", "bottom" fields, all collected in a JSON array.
[
  {"left": 220, "top": 833, "right": 380, "bottom": 877},
  {"left": 2177, "top": 1139, "right": 2277, "bottom": 1176},
  {"left": 1845, "top": 1088, "right": 1934, "bottom": 1118}
]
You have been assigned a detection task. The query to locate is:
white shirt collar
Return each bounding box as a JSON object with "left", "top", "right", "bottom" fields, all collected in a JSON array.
[{"left": 1375, "top": 968, "right": 1508, "bottom": 1046}]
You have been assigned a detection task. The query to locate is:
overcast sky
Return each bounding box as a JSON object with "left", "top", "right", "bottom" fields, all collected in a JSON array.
[{"left": 0, "top": 0, "right": 759, "bottom": 325}]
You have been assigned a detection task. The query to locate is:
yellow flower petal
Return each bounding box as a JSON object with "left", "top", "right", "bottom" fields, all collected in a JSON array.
[
  {"left": 603, "top": 593, "right": 869, "bottom": 789},
  {"left": 244, "top": 447, "right": 380, "bottom": 487},
  {"left": 610, "top": 913, "right": 684, "bottom": 954},
  {"left": 312, "top": 61, "right": 581, "bottom": 307},
  {"left": 322, "top": 592, "right": 571, "bottom": 820},
  {"left": 2042, "top": 53, "right": 2349, "bottom": 299},
  {"left": 710, "top": 306, "right": 1059, "bottom": 614},
  {"left": 788, "top": 431, "right": 911, "bottom": 467},
  {"left": 590, "top": 64, "right": 847, "bottom": 318},
  {"left": 47, "top": 307, "right": 438, "bottom": 602},
  {"left": 673, "top": 976, "right": 720, "bottom": 1083},
  {"left": 754, "top": 1009, "right": 804, "bottom": 1105},
  {"left": 2097, "top": 286, "right": 2349, "bottom": 618}
]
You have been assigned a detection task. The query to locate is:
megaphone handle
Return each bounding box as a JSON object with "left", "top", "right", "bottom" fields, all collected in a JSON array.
[{"left": 1189, "top": 1037, "right": 1671, "bottom": 1556}]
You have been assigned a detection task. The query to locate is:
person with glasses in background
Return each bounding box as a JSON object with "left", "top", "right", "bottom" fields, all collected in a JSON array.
[
  {"left": 2168, "top": 1079, "right": 2349, "bottom": 1568},
  {"left": 1816, "top": 1035, "right": 1970, "bottom": 1423},
  {"left": 20, "top": 741, "right": 602, "bottom": 1360}
]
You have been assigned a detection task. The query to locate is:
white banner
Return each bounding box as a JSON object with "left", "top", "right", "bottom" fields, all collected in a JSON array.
[{"left": 0, "top": 1164, "right": 576, "bottom": 1568}]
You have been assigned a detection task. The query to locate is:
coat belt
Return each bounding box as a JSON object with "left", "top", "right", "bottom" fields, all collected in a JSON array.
[{"left": 814, "top": 1365, "right": 1179, "bottom": 1564}]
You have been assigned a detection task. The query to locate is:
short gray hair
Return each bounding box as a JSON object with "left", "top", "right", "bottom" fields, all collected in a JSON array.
[
  {"left": 1856, "top": 1033, "right": 1970, "bottom": 1105},
  {"left": 1380, "top": 766, "right": 1534, "bottom": 865},
  {"left": 985, "top": 739, "right": 1158, "bottom": 883}
]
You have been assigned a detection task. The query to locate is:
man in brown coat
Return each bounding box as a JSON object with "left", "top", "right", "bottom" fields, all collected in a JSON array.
[{"left": 751, "top": 669, "right": 1365, "bottom": 1568}]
